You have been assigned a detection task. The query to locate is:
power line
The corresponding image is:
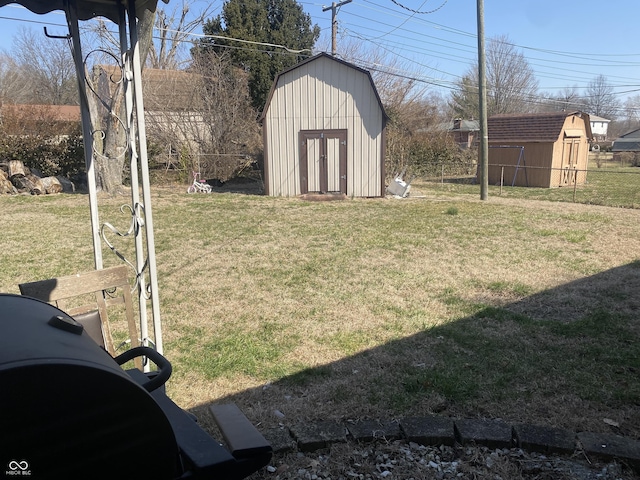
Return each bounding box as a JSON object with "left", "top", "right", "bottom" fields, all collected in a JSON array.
[
  {"left": 388, "top": 0, "right": 449, "bottom": 15},
  {"left": 2, "top": 4, "right": 638, "bottom": 116},
  {"left": 159, "top": 26, "right": 314, "bottom": 54}
]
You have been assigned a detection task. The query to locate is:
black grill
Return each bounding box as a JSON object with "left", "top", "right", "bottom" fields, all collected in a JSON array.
[{"left": 0, "top": 294, "right": 271, "bottom": 479}]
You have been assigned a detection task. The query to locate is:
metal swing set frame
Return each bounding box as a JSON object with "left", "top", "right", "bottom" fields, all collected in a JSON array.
[
  {"left": 0, "top": 2, "right": 273, "bottom": 477},
  {"left": 0, "top": 0, "right": 166, "bottom": 355}
]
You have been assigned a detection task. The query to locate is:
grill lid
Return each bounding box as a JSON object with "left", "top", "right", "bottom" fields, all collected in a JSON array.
[{"left": 0, "top": 294, "right": 179, "bottom": 479}]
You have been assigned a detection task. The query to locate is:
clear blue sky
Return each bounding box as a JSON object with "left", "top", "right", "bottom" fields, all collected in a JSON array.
[
  {"left": 303, "top": 0, "right": 640, "bottom": 102},
  {"left": 1, "top": 0, "right": 638, "bottom": 110}
]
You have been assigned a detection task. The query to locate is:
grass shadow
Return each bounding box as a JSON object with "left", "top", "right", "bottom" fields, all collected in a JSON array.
[
  {"left": 208, "top": 176, "right": 265, "bottom": 196},
  {"left": 189, "top": 261, "right": 640, "bottom": 440}
]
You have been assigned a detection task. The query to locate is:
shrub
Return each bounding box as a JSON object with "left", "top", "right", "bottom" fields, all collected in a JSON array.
[
  {"left": 0, "top": 129, "right": 85, "bottom": 178},
  {"left": 407, "top": 134, "right": 475, "bottom": 178}
]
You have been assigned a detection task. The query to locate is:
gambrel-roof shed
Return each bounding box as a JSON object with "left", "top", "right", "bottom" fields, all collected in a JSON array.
[
  {"left": 487, "top": 111, "right": 592, "bottom": 188},
  {"left": 261, "top": 53, "right": 387, "bottom": 197}
]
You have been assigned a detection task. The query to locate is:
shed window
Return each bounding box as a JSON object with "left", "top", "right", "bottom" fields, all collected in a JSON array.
[{"left": 564, "top": 129, "right": 583, "bottom": 138}]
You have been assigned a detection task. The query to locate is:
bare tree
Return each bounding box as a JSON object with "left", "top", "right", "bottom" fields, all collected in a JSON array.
[
  {"left": 145, "top": 50, "right": 260, "bottom": 181},
  {"left": 0, "top": 52, "right": 32, "bottom": 104},
  {"left": 448, "top": 74, "right": 479, "bottom": 119},
  {"left": 607, "top": 94, "right": 640, "bottom": 138},
  {"left": 149, "top": 1, "right": 215, "bottom": 69},
  {"left": 540, "top": 85, "right": 584, "bottom": 113},
  {"left": 584, "top": 74, "right": 619, "bottom": 120},
  {"left": 88, "top": 1, "right": 213, "bottom": 70},
  {"left": 337, "top": 38, "right": 429, "bottom": 116},
  {"left": 449, "top": 35, "right": 538, "bottom": 118},
  {"left": 623, "top": 94, "right": 640, "bottom": 125},
  {"left": 85, "top": 2, "right": 213, "bottom": 192},
  {"left": 336, "top": 39, "right": 447, "bottom": 177},
  {"left": 11, "top": 27, "right": 78, "bottom": 105}
]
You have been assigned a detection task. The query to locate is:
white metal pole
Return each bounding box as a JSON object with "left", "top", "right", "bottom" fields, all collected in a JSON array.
[
  {"left": 67, "top": 0, "right": 103, "bottom": 270},
  {"left": 128, "top": 1, "right": 163, "bottom": 354},
  {"left": 118, "top": 4, "right": 150, "bottom": 363}
]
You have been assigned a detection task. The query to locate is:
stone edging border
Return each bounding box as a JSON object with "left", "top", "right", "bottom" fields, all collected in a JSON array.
[{"left": 261, "top": 416, "right": 640, "bottom": 469}]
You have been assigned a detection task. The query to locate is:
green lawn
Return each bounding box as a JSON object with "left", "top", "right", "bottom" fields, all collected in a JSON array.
[
  {"left": 417, "top": 161, "right": 640, "bottom": 209},
  {"left": 2, "top": 187, "right": 639, "bottom": 440}
]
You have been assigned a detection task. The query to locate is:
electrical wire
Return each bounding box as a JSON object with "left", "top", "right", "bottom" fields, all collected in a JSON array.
[
  {"left": 1, "top": 4, "right": 639, "bottom": 116},
  {"left": 388, "top": 0, "right": 449, "bottom": 15}
]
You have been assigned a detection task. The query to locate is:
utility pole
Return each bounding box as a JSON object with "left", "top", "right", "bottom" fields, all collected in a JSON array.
[
  {"left": 477, "top": 0, "right": 489, "bottom": 200},
  {"left": 323, "top": 0, "right": 352, "bottom": 56}
]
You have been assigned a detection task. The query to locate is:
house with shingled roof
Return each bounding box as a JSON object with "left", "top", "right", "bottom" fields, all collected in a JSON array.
[
  {"left": 487, "top": 111, "right": 592, "bottom": 188},
  {"left": 1, "top": 104, "right": 80, "bottom": 136},
  {"left": 612, "top": 128, "right": 640, "bottom": 153},
  {"left": 450, "top": 119, "right": 479, "bottom": 149},
  {"left": 93, "top": 65, "right": 208, "bottom": 161}
]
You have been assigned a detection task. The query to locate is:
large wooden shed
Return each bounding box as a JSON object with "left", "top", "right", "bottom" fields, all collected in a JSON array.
[
  {"left": 487, "top": 111, "right": 592, "bottom": 188},
  {"left": 261, "top": 53, "right": 387, "bottom": 197}
]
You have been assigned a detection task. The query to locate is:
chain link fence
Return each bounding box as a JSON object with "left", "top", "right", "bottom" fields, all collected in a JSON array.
[
  {"left": 160, "top": 151, "right": 260, "bottom": 183},
  {"left": 416, "top": 162, "right": 640, "bottom": 209}
]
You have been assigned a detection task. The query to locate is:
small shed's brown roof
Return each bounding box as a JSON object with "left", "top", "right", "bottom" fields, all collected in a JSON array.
[{"left": 488, "top": 111, "right": 590, "bottom": 143}]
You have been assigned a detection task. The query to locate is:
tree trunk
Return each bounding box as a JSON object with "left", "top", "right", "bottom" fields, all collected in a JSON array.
[
  {"left": 90, "top": 9, "right": 156, "bottom": 194},
  {"left": 8, "top": 160, "right": 26, "bottom": 178},
  {"left": 26, "top": 174, "right": 44, "bottom": 195},
  {"left": 12, "top": 175, "right": 38, "bottom": 194},
  {"left": 0, "top": 169, "right": 15, "bottom": 194},
  {"left": 41, "top": 176, "right": 63, "bottom": 194}
]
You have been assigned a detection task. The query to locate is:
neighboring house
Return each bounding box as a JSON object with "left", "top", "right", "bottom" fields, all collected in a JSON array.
[
  {"left": 450, "top": 119, "right": 479, "bottom": 149},
  {"left": 94, "top": 65, "right": 207, "bottom": 156},
  {"left": 0, "top": 104, "right": 80, "bottom": 136},
  {"left": 260, "top": 53, "right": 388, "bottom": 197},
  {"left": 589, "top": 114, "right": 610, "bottom": 142},
  {"left": 487, "top": 111, "right": 592, "bottom": 188},
  {"left": 612, "top": 128, "right": 640, "bottom": 152}
]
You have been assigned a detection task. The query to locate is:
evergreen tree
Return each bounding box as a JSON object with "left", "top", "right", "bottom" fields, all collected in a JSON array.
[{"left": 196, "top": 0, "right": 320, "bottom": 111}]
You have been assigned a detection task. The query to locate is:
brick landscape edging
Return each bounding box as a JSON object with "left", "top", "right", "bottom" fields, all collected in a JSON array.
[{"left": 262, "top": 415, "right": 640, "bottom": 469}]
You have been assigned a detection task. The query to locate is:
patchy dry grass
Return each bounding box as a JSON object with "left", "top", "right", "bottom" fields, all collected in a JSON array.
[{"left": 2, "top": 186, "right": 640, "bottom": 441}]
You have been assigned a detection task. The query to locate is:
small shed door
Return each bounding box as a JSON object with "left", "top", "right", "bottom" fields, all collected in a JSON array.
[
  {"left": 300, "top": 130, "right": 347, "bottom": 194},
  {"left": 561, "top": 137, "right": 581, "bottom": 185}
]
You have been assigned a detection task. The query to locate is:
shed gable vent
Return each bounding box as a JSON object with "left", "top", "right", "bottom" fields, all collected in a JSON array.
[{"left": 564, "top": 129, "right": 583, "bottom": 138}]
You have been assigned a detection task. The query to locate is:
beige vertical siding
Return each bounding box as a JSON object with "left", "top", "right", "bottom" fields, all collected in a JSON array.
[
  {"left": 487, "top": 113, "right": 590, "bottom": 188},
  {"left": 488, "top": 143, "right": 554, "bottom": 187},
  {"left": 264, "top": 56, "right": 384, "bottom": 197}
]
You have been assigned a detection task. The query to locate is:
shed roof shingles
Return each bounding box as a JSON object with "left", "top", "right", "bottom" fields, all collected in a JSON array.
[
  {"left": 488, "top": 112, "right": 578, "bottom": 143},
  {"left": 97, "top": 65, "right": 204, "bottom": 112}
]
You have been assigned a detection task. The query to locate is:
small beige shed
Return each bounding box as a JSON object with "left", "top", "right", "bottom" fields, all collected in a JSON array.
[
  {"left": 487, "top": 111, "right": 592, "bottom": 188},
  {"left": 260, "top": 53, "right": 387, "bottom": 197}
]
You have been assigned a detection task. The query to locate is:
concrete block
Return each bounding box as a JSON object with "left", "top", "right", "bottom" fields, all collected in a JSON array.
[
  {"left": 290, "top": 421, "right": 347, "bottom": 452},
  {"left": 578, "top": 431, "right": 640, "bottom": 468},
  {"left": 455, "top": 418, "right": 513, "bottom": 449},
  {"left": 263, "top": 427, "right": 296, "bottom": 454},
  {"left": 399, "top": 416, "right": 455, "bottom": 446},
  {"left": 347, "top": 419, "right": 402, "bottom": 442},
  {"left": 513, "top": 424, "right": 576, "bottom": 454}
]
